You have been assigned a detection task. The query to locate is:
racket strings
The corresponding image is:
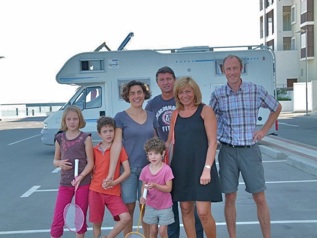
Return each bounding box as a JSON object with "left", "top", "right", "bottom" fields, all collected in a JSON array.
[
  {"left": 63, "top": 159, "right": 85, "bottom": 233},
  {"left": 64, "top": 203, "right": 84, "bottom": 232}
]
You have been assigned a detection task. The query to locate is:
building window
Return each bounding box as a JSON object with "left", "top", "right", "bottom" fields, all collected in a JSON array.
[
  {"left": 300, "top": 0, "right": 307, "bottom": 14},
  {"left": 283, "top": 6, "right": 291, "bottom": 31},
  {"left": 266, "top": 10, "right": 274, "bottom": 37},
  {"left": 283, "top": 37, "right": 291, "bottom": 50},
  {"left": 267, "top": 39, "right": 274, "bottom": 50},
  {"left": 291, "top": 5, "right": 296, "bottom": 24},
  {"left": 300, "top": 0, "right": 313, "bottom": 23},
  {"left": 291, "top": 37, "right": 296, "bottom": 50},
  {"left": 300, "top": 33, "right": 307, "bottom": 49},
  {"left": 260, "top": 16, "right": 264, "bottom": 39},
  {"left": 266, "top": 0, "right": 274, "bottom": 7},
  {"left": 287, "top": 79, "right": 297, "bottom": 89},
  {"left": 298, "top": 26, "right": 314, "bottom": 58},
  {"left": 307, "top": 0, "right": 314, "bottom": 21}
]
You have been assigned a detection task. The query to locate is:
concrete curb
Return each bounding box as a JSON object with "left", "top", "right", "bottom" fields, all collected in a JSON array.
[
  {"left": 260, "top": 145, "right": 317, "bottom": 177},
  {"left": 287, "top": 155, "right": 317, "bottom": 177},
  {"left": 259, "top": 145, "right": 287, "bottom": 160}
]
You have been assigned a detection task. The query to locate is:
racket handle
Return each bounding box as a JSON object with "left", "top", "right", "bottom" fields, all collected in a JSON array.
[
  {"left": 143, "top": 188, "right": 148, "bottom": 198},
  {"left": 74, "top": 159, "right": 79, "bottom": 177}
]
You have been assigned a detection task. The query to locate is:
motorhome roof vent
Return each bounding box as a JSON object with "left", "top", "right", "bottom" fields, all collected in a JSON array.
[{"left": 175, "top": 46, "right": 211, "bottom": 53}]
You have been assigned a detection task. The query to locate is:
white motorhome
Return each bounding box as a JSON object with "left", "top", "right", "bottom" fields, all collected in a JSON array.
[{"left": 41, "top": 41, "right": 277, "bottom": 145}]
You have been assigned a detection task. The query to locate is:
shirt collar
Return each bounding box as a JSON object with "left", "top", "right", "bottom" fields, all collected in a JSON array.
[
  {"left": 96, "top": 142, "right": 111, "bottom": 152},
  {"left": 225, "top": 79, "right": 245, "bottom": 95}
]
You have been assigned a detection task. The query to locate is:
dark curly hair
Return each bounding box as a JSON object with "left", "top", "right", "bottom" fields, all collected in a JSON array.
[
  {"left": 144, "top": 137, "right": 166, "bottom": 155},
  {"left": 121, "top": 80, "right": 151, "bottom": 102}
]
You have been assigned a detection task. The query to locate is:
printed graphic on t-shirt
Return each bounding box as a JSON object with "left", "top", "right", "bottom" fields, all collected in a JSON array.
[{"left": 155, "top": 105, "right": 176, "bottom": 133}]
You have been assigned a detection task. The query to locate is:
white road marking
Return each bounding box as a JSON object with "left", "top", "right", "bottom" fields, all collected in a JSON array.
[
  {"left": 21, "top": 186, "right": 58, "bottom": 197},
  {"left": 52, "top": 167, "right": 61, "bottom": 173},
  {"left": 278, "top": 122, "right": 299, "bottom": 127},
  {"left": 263, "top": 160, "right": 287, "bottom": 163},
  {"left": 20, "top": 179, "right": 317, "bottom": 198},
  {"left": 1, "top": 220, "right": 316, "bottom": 235},
  {"left": 34, "top": 189, "right": 58, "bottom": 192},
  {"left": 266, "top": 180, "right": 317, "bottom": 184},
  {"left": 238, "top": 179, "right": 317, "bottom": 185},
  {"left": 217, "top": 220, "right": 317, "bottom": 225},
  {"left": 20, "top": 186, "right": 41, "bottom": 197},
  {"left": 8, "top": 134, "right": 41, "bottom": 145}
]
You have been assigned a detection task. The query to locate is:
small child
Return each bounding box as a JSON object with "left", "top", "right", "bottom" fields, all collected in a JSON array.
[
  {"left": 89, "top": 116, "right": 131, "bottom": 238},
  {"left": 139, "top": 137, "right": 174, "bottom": 238},
  {"left": 50, "top": 105, "right": 94, "bottom": 238}
]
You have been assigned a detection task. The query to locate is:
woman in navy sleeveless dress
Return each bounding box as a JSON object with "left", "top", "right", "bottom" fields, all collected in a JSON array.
[
  {"left": 171, "top": 103, "right": 222, "bottom": 202},
  {"left": 167, "top": 76, "right": 222, "bottom": 238}
]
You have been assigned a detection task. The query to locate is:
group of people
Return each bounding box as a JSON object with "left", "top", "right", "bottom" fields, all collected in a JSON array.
[{"left": 50, "top": 54, "right": 282, "bottom": 238}]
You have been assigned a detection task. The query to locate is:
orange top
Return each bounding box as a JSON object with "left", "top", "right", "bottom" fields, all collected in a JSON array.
[{"left": 89, "top": 143, "right": 128, "bottom": 196}]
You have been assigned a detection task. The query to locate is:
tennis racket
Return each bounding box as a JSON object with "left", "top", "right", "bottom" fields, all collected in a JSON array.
[
  {"left": 125, "top": 188, "right": 148, "bottom": 238},
  {"left": 63, "top": 159, "right": 85, "bottom": 232}
]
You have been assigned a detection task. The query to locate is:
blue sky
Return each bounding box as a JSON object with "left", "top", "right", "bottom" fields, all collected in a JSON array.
[{"left": 0, "top": 0, "right": 259, "bottom": 104}]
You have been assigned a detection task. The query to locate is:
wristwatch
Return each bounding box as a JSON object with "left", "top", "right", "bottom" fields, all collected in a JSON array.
[{"left": 204, "top": 165, "right": 211, "bottom": 169}]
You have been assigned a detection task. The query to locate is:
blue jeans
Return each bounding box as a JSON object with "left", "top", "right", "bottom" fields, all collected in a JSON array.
[
  {"left": 120, "top": 167, "right": 143, "bottom": 203},
  {"left": 168, "top": 201, "right": 204, "bottom": 238}
]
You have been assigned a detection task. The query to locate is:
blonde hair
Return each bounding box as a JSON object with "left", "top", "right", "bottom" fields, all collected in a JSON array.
[
  {"left": 60, "top": 105, "right": 86, "bottom": 131},
  {"left": 173, "top": 76, "right": 202, "bottom": 110}
]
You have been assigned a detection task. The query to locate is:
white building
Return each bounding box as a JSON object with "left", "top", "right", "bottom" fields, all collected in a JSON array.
[{"left": 259, "top": 0, "right": 316, "bottom": 111}]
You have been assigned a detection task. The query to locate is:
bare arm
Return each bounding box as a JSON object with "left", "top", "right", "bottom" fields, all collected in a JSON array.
[
  {"left": 110, "top": 160, "right": 130, "bottom": 187},
  {"left": 139, "top": 182, "right": 147, "bottom": 205},
  {"left": 254, "top": 102, "right": 282, "bottom": 141},
  {"left": 106, "top": 128, "right": 123, "bottom": 182},
  {"left": 53, "top": 140, "right": 72, "bottom": 170},
  {"left": 80, "top": 136, "right": 94, "bottom": 177},
  {"left": 71, "top": 136, "right": 94, "bottom": 189},
  {"left": 146, "top": 180, "right": 172, "bottom": 193},
  {"left": 200, "top": 105, "right": 218, "bottom": 184},
  {"left": 165, "top": 110, "right": 177, "bottom": 146}
]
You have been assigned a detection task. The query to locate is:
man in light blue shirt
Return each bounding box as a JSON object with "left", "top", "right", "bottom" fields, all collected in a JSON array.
[{"left": 209, "top": 55, "right": 282, "bottom": 238}]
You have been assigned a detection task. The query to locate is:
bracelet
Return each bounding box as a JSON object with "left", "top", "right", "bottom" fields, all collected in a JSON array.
[{"left": 204, "top": 165, "right": 211, "bottom": 169}]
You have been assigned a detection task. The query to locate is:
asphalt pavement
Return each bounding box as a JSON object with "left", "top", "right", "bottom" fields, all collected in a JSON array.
[
  {"left": 259, "top": 112, "right": 317, "bottom": 177},
  {"left": 0, "top": 113, "right": 316, "bottom": 237}
]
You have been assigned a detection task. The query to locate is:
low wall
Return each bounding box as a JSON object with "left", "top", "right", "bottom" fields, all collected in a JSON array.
[
  {"left": 280, "top": 100, "right": 293, "bottom": 112},
  {"left": 0, "top": 103, "right": 64, "bottom": 120}
]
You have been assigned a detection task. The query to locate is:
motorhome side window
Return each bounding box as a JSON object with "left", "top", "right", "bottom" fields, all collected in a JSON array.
[
  {"left": 81, "top": 60, "right": 104, "bottom": 71},
  {"left": 215, "top": 58, "right": 247, "bottom": 75},
  {"left": 73, "top": 87, "right": 102, "bottom": 110}
]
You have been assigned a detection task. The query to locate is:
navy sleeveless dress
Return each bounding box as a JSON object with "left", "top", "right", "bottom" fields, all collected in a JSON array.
[{"left": 171, "top": 104, "right": 222, "bottom": 202}]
